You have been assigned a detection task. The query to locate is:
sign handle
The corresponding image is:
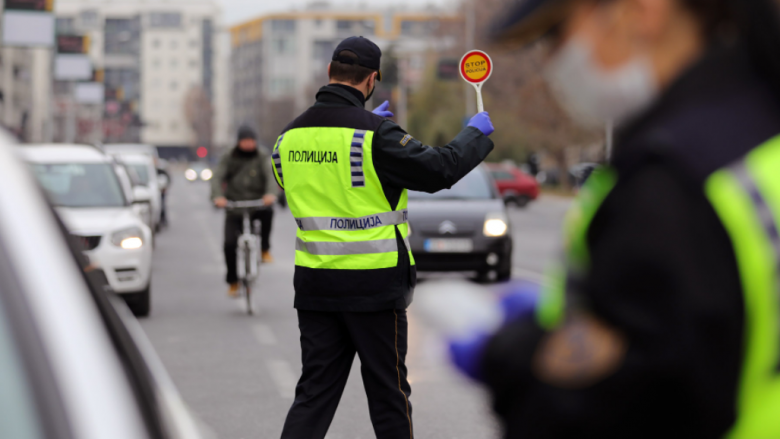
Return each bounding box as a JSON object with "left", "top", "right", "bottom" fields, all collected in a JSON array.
[{"left": 472, "top": 83, "right": 485, "bottom": 113}]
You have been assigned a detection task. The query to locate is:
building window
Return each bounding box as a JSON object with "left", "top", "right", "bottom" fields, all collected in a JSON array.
[
  {"left": 170, "top": 40, "right": 178, "bottom": 49},
  {"left": 189, "top": 59, "right": 199, "bottom": 68},
  {"left": 270, "top": 19, "right": 295, "bottom": 33},
  {"left": 313, "top": 40, "right": 335, "bottom": 62},
  {"left": 189, "top": 39, "right": 199, "bottom": 49},
  {"left": 170, "top": 58, "right": 178, "bottom": 69},
  {"left": 56, "top": 17, "right": 76, "bottom": 35},
  {"left": 152, "top": 39, "right": 161, "bottom": 48},
  {"left": 80, "top": 10, "right": 100, "bottom": 30},
  {"left": 170, "top": 121, "right": 178, "bottom": 130},
  {"left": 149, "top": 12, "right": 182, "bottom": 28},
  {"left": 170, "top": 81, "right": 178, "bottom": 90},
  {"left": 269, "top": 78, "right": 295, "bottom": 95},
  {"left": 272, "top": 37, "right": 295, "bottom": 55},
  {"left": 104, "top": 17, "right": 141, "bottom": 55}
]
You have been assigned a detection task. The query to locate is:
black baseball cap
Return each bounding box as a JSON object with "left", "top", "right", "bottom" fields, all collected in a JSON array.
[
  {"left": 332, "top": 36, "right": 383, "bottom": 81},
  {"left": 491, "top": 0, "right": 576, "bottom": 46}
]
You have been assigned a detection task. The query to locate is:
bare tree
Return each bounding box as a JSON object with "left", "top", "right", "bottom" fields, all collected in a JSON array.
[{"left": 184, "top": 86, "right": 214, "bottom": 149}]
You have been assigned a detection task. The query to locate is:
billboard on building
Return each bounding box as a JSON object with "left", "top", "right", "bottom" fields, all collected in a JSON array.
[
  {"left": 2, "top": 10, "right": 55, "bottom": 47},
  {"left": 5, "top": 0, "right": 54, "bottom": 11},
  {"left": 74, "top": 82, "right": 105, "bottom": 104},
  {"left": 55, "top": 54, "right": 92, "bottom": 81}
]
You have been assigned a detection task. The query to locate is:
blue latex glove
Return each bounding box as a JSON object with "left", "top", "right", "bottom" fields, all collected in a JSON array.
[
  {"left": 449, "top": 332, "right": 491, "bottom": 381},
  {"left": 467, "top": 112, "right": 494, "bottom": 136},
  {"left": 499, "top": 281, "right": 541, "bottom": 323},
  {"left": 372, "top": 100, "right": 394, "bottom": 118},
  {"left": 448, "top": 282, "right": 540, "bottom": 382}
]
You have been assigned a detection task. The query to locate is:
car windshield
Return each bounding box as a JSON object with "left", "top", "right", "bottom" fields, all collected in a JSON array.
[
  {"left": 32, "top": 163, "right": 126, "bottom": 208},
  {"left": 128, "top": 164, "right": 150, "bottom": 185},
  {"left": 409, "top": 169, "right": 493, "bottom": 200}
]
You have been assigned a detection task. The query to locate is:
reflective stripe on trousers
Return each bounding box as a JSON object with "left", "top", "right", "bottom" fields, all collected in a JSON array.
[
  {"left": 296, "top": 237, "right": 412, "bottom": 256},
  {"left": 295, "top": 210, "right": 408, "bottom": 231}
]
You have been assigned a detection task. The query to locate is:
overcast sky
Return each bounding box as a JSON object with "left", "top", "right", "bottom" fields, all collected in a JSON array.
[{"left": 218, "top": 0, "right": 460, "bottom": 25}]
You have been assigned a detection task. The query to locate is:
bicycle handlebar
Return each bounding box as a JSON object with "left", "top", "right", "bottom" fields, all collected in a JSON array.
[{"left": 224, "top": 199, "right": 268, "bottom": 209}]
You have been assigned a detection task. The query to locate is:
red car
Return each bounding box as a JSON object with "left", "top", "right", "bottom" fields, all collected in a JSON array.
[{"left": 486, "top": 163, "right": 540, "bottom": 207}]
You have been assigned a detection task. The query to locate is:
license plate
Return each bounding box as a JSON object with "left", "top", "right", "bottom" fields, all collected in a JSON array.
[{"left": 424, "top": 238, "right": 473, "bottom": 253}]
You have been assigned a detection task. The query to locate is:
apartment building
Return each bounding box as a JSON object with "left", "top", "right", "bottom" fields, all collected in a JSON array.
[
  {"left": 55, "top": 0, "right": 229, "bottom": 151},
  {"left": 230, "top": 5, "right": 460, "bottom": 146}
]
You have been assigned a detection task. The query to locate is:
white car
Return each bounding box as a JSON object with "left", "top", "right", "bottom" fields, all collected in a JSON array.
[
  {"left": 1, "top": 130, "right": 206, "bottom": 439},
  {"left": 110, "top": 152, "right": 163, "bottom": 232},
  {"left": 19, "top": 144, "right": 154, "bottom": 316},
  {"left": 103, "top": 143, "right": 161, "bottom": 162}
]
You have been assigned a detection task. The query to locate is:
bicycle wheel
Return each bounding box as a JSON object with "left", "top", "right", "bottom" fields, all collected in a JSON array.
[
  {"left": 244, "top": 281, "right": 253, "bottom": 315},
  {"left": 244, "top": 242, "right": 253, "bottom": 315}
]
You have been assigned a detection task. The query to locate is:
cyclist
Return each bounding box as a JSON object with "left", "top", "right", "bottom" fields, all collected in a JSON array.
[{"left": 212, "top": 126, "right": 278, "bottom": 297}]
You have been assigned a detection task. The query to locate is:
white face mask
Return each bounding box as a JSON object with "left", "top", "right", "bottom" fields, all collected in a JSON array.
[{"left": 544, "top": 37, "right": 659, "bottom": 128}]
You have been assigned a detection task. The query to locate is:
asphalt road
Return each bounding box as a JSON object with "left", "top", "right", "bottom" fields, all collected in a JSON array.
[{"left": 139, "top": 177, "right": 570, "bottom": 439}]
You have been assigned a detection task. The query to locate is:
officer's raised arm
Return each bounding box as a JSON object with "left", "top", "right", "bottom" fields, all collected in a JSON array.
[{"left": 372, "top": 111, "right": 495, "bottom": 193}]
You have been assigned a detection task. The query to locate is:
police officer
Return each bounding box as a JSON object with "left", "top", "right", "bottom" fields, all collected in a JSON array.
[
  {"left": 273, "top": 36, "right": 495, "bottom": 438},
  {"left": 444, "top": 0, "right": 780, "bottom": 438}
]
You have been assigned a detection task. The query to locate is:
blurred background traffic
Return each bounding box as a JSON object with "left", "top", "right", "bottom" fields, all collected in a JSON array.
[{"left": 0, "top": 0, "right": 606, "bottom": 438}]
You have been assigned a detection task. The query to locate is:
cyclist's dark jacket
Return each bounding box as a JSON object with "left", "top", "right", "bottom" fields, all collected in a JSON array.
[
  {"left": 211, "top": 145, "right": 278, "bottom": 209},
  {"left": 481, "top": 45, "right": 780, "bottom": 438},
  {"left": 280, "top": 84, "right": 494, "bottom": 312}
]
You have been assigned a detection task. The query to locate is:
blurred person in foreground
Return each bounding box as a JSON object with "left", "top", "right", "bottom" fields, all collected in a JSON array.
[
  {"left": 441, "top": 0, "right": 780, "bottom": 437},
  {"left": 212, "top": 126, "right": 278, "bottom": 297},
  {"left": 272, "top": 36, "right": 495, "bottom": 439}
]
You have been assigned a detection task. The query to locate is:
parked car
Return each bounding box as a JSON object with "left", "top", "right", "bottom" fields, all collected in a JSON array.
[
  {"left": 19, "top": 144, "right": 154, "bottom": 316},
  {"left": 486, "top": 162, "right": 540, "bottom": 207},
  {"left": 110, "top": 151, "right": 163, "bottom": 232},
  {"left": 184, "top": 162, "right": 213, "bottom": 182},
  {"left": 1, "top": 132, "right": 205, "bottom": 439},
  {"left": 103, "top": 143, "right": 161, "bottom": 162},
  {"left": 408, "top": 166, "right": 513, "bottom": 282}
]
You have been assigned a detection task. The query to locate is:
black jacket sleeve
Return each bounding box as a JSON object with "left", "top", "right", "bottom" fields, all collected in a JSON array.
[
  {"left": 481, "top": 162, "right": 744, "bottom": 439},
  {"left": 372, "top": 120, "right": 494, "bottom": 193}
]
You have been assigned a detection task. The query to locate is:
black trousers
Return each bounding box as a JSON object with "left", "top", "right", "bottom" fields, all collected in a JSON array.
[
  {"left": 223, "top": 208, "right": 273, "bottom": 284},
  {"left": 281, "top": 309, "right": 413, "bottom": 439}
]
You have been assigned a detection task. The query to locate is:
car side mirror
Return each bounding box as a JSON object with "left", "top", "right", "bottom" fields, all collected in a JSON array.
[
  {"left": 133, "top": 186, "right": 153, "bottom": 204},
  {"left": 157, "top": 173, "right": 170, "bottom": 190}
]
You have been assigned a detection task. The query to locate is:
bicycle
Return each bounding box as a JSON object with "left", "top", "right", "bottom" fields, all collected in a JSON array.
[{"left": 224, "top": 199, "right": 268, "bottom": 315}]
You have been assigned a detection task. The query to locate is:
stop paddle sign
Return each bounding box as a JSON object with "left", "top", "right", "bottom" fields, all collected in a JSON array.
[{"left": 460, "top": 50, "right": 493, "bottom": 113}]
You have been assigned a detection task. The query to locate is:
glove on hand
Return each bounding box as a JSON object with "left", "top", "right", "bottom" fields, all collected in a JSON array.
[
  {"left": 499, "top": 281, "right": 541, "bottom": 323},
  {"left": 447, "top": 281, "right": 541, "bottom": 382},
  {"left": 449, "top": 333, "right": 492, "bottom": 381},
  {"left": 372, "top": 100, "right": 394, "bottom": 118},
  {"left": 467, "top": 112, "right": 495, "bottom": 136}
]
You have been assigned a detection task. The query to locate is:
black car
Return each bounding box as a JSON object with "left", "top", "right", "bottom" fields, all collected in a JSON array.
[{"left": 408, "top": 166, "right": 513, "bottom": 282}]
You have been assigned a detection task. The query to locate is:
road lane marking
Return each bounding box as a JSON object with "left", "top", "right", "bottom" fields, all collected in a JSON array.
[
  {"left": 252, "top": 324, "right": 278, "bottom": 346},
  {"left": 267, "top": 359, "right": 297, "bottom": 399}
]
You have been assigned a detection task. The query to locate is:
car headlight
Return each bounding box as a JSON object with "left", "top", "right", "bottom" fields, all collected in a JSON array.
[
  {"left": 200, "top": 169, "right": 213, "bottom": 181},
  {"left": 185, "top": 169, "right": 197, "bottom": 181},
  {"left": 484, "top": 212, "right": 509, "bottom": 237},
  {"left": 111, "top": 227, "right": 144, "bottom": 249}
]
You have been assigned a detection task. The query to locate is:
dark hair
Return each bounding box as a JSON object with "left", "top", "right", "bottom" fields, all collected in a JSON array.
[
  {"left": 681, "top": 0, "right": 780, "bottom": 94},
  {"left": 329, "top": 50, "right": 377, "bottom": 85}
]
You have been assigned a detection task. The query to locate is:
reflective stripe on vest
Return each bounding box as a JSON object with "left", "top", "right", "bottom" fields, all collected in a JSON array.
[
  {"left": 295, "top": 210, "right": 408, "bottom": 231},
  {"left": 296, "top": 237, "right": 412, "bottom": 256},
  {"left": 272, "top": 134, "right": 285, "bottom": 188},
  {"left": 351, "top": 130, "right": 367, "bottom": 188}
]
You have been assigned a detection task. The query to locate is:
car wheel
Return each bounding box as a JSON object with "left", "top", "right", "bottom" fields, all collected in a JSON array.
[
  {"left": 497, "top": 267, "right": 512, "bottom": 282},
  {"left": 126, "top": 285, "right": 151, "bottom": 317},
  {"left": 514, "top": 195, "right": 531, "bottom": 208}
]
